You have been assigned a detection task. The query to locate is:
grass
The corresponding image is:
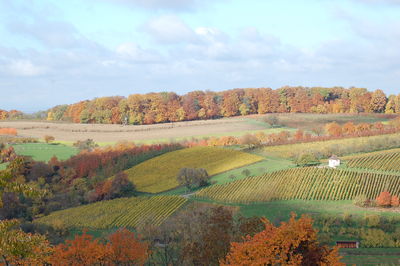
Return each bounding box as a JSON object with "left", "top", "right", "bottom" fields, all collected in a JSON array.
[
  {"left": 340, "top": 248, "right": 400, "bottom": 265},
  {"left": 124, "top": 146, "right": 264, "bottom": 193},
  {"left": 210, "top": 156, "right": 295, "bottom": 185},
  {"left": 11, "top": 143, "right": 78, "bottom": 162},
  {"left": 238, "top": 200, "right": 400, "bottom": 219}
]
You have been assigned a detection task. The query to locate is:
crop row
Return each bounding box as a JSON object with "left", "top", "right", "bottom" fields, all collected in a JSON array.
[
  {"left": 347, "top": 151, "right": 400, "bottom": 172},
  {"left": 124, "top": 146, "right": 263, "bottom": 193},
  {"left": 36, "top": 196, "right": 187, "bottom": 229},
  {"left": 195, "top": 168, "right": 400, "bottom": 203}
]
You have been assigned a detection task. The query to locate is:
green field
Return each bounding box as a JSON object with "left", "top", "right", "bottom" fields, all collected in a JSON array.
[
  {"left": 12, "top": 143, "right": 78, "bottom": 162},
  {"left": 124, "top": 146, "right": 264, "bottom": 193},
  {"left": 340, "top": 248, "right": 400, "bottom": 265},
  {"left": 210, "top": 156, "right": 295, "bottom": 185},
  {"left": 36, "top": 196, "right": 187, "bottom": 229},
  {"left": 234, "top": 200, "right": 400, "bottom": 221}
]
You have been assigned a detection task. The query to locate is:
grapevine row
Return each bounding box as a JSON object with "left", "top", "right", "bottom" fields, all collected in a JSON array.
[
  {"left": 36, "top": 196, "right": 187, "bottom": 229},
  {"left": 195, "top": 168, "right": 400, "bottom": 203}
]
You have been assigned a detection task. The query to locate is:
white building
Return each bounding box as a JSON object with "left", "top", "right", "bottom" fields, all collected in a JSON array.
[{"left": 328, "top": 155, "right": 341, "bottom": 168}]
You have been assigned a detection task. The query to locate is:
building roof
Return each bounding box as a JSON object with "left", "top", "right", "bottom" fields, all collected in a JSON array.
[{"left": 329, "top": 155, "right": 340, "bottom": 160}]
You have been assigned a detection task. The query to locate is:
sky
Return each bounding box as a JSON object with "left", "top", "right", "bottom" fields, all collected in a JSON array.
[{"left": 0, "top": 0, "right": 399, "bottom": 112}]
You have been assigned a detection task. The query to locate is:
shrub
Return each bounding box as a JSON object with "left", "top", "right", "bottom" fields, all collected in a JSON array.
[
  {"left": 44, "top": 135, "right": 55, "bottom": 143},
  {"left": 353, "top": 194, "right": 369, "bottom": 207},
  {"left": 294, "top": 152, "right": 320, "bottom": 166},
  {"left": 364, "top": 214, "right": 381, "bottom": 228},
  {"left": 241, "top": 169, "right": 251, "bottom": 177},
  {"left": 376, "top": 191, "right": 392, "bottom": 207},
  {"left": 392, "top": 195, "right": 400, "bottom": 207},
  {"left": 361, "top": 229, "right": 394, "bottom": 248}
]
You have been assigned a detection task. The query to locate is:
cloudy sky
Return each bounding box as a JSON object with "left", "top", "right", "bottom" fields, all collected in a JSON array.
[{"left": 0, "top": 0, "right": 399, "bottom": 112}]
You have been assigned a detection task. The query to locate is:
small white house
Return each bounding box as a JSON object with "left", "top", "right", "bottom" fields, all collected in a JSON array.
[{"left": 328, "top": 155, "right": 341, "bottom": 168}]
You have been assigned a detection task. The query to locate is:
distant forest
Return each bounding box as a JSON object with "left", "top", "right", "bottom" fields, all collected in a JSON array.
[{"left": 3, "top": 86, "right": 400, "bottom": 124}]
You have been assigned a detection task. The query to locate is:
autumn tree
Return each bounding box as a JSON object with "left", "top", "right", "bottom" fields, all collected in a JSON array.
[
  {"left": 177, "top": 168, "right": 209, "bottom": 190},
  {"left": 0, "top": 219, "right": 52, "bottom": 265},
  {"left": 370, "top": 89, "right": 387, "bottom": 113},
  {"left": 325, "top": 122, "right": 342, "bottom": 137},
  {"left": 240, "top": 134, "right": 260, "bottom": 148},
  {"left": 376, "top": 191, "right": 392, "bottom": 207},
  {"left": 108, "top": 229, "right": 149, "bottom": 265},
  {"left": 0, "top": 157, "right": 43, "bottom": 208},
  {"left": 50, "top": 231, "right": 111, "bottom": 265},
  {"left": 391, "top": 195, "right": 400, "bottom": 207},
  {"left": 221, "top": 214, "right": 344, "bottom": 265},
  {"left": 342, "top": 122, "right": 356, "bottom": 135}
]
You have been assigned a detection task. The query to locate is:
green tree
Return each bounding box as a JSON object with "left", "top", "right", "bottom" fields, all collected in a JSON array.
[
  {"left": 294, "top": 153, "right": 320, "bottom": 166},
  {"left": 0, "top": 158, "right": 43, "bottom": 208}
]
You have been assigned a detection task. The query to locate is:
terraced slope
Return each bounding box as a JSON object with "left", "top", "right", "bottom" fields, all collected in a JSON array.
[
  {"left": 124, "top": 146, "right": 264, "bottom": 193},
  {"left": 195, "top": 168, "right": 400, "bottom": 203},
  {"left": 36, "top": 196, "right": 187, "bottom": 229}
]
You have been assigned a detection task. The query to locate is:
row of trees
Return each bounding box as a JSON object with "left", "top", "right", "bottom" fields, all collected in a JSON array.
[
  {"left": 0, "top": 110, "right": 23, "bottom": 120},
  {"left": 182, "top": 120, "right": 399, "bottom": 149},
  {"left": 46, "top": 87, "right": 394, "bottom": 125}
]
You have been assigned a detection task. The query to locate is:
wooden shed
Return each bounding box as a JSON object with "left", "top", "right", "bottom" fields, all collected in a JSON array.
[{"left": 336, "top": 241, "right": 359, "bottom": 249}]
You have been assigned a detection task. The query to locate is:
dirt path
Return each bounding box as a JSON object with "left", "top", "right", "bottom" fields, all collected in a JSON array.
[{"left": 0, "top": 116, "right": 265, "bottom": 143}]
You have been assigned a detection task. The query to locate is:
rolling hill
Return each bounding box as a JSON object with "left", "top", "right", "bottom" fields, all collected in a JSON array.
[{"left": 124, "top": 146, "right": 264, "bottom": 193}]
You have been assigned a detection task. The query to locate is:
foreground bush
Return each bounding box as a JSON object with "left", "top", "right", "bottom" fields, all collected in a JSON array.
[
  {"left": 221, "top": 214, "right": 343, "bottom": 265},
  {"left": 353, "top": 194, "right": 369, "bottom": 207},
  {"left": 376, "top": 191, "right": 393, "bottom": 207},
  {"left": 50, "top": 229, "right": 149, "bottom": 266}
]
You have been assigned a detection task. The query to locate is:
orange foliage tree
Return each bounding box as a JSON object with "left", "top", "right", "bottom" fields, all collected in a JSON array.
[
  {"left": 0, "top": 128, "right": 17, "bottom": 136},
  {"left": 376, "top": 191, "right": 392, "bottom": 207},
  {"left": 221, "top": 214, "right": 344, "bottom": 266},
  {"left": 391, "top": 195, "right": 400, "bottom": 207},
  {"left": 325, "top": 122, "right": 342, "bottom": 137},
  {"left": 51, "top": 229, "right": 149, "bottom": 266},
  {"left": 108, "top": 229, "right": 149, "bottom": 265}
]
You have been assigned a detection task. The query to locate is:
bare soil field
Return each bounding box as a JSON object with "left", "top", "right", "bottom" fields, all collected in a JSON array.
[{"left": 0, "top": 116, "right": 266, "bottom": 143}]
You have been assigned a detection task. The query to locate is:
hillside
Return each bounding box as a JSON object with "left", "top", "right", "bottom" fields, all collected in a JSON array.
[
  {"left": 124, "top": 146, "right": 264, "bottom": 193},
  {"left": 36, "top": 196, "right": 187, "bottom": 229},
  {"left": 195, "top": 168, "right": 400, "bottom": 203}
]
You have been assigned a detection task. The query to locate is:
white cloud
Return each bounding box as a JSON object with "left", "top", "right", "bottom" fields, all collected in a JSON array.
[
  {"left": 143, "top": 15, "right": 197, "bottom": 44},
  {"left": 116, "top": 42, "right": 162, "bottom": 62},
  {"left": 99, "top": 0, "right": 224, "bottom": 11},
  {"left": 7, "top": 60, "right": 46, "bottom": 76}
]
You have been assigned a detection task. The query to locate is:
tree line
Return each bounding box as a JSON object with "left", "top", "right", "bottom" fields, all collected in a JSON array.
[{"left": 45, "top": 86, "right": 396, "bottom": 124}]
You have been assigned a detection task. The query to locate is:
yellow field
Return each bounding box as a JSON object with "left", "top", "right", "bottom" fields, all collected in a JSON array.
[
  {"left": 35, "top": 196, "right": 187, "bottom": 229},
  {"left": 124, "top": 146, "right": 264, "bottom": 193}
]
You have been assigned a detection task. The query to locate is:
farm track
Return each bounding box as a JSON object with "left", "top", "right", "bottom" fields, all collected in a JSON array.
[{"left": 0, "top": 117, "right": 265, "bottom": 142}]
